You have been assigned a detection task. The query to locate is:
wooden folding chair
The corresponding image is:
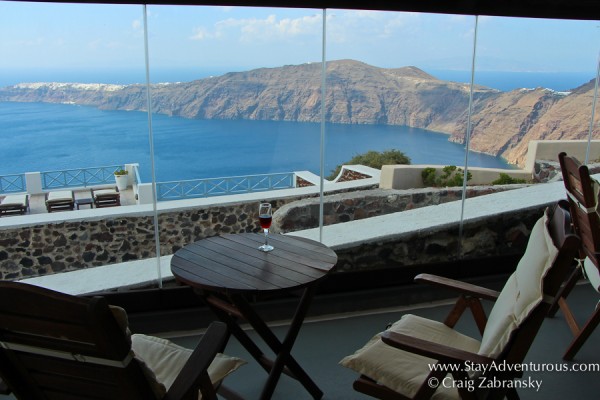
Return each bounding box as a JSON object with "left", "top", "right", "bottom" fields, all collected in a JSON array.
[
  {"left": 0, "top": 281, "right": 245, "bottom": 399},
  {"left": 341, "top": 202, "right": 580, "bottom": 399},
  {"left": 549, "top": 152, "right": 600, "bottom": 360}
]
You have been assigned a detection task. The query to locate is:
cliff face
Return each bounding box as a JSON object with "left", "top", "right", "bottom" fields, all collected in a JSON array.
[
  {"left": 1, "top": 60, "right": 597, "bottom": 167},
  {"left": 446, "top": 88, "right": 565, "bottom": 164}
]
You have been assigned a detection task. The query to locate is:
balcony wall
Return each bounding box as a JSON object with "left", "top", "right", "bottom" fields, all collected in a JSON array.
[
  {"left": 2, "top": 183, "right": 532, "bottom": 281},
  {"left": 272, "top": 185, "right": 523, "bottom": 233}
]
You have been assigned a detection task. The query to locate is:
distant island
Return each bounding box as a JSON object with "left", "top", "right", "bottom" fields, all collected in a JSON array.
[{"left": 0, "top": 59, "right": 596, "bottom": 167}]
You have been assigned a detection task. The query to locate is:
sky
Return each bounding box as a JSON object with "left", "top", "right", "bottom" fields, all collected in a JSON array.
[{"left": 0, "top": 2, "right": 599, "bottom": 84}]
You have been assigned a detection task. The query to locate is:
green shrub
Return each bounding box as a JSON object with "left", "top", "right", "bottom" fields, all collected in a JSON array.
[
  {"left": 327, "top": 149, "right": 410, "bottom": 180},
  {"left": 421, "top": 165, "right": 472, "bottom": 187},
  {"left": 492, "top": 173, "right": 526, "bottom": 185},
  {"left": 421, "top": 167, "right": 438, "bottom": 186}
]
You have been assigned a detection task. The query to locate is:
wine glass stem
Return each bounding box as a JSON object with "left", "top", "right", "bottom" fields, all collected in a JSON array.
[{"left": 264, "top": 228, "right": 269, "bottom": 247}]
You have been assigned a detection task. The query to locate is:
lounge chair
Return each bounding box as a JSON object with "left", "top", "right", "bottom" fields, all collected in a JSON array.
[
  {"left": 92, "top": 187, "right": 121, "bottom": 208},
  {"left": 340, "top": 202, "right": 580, "bottom": 400},
  {"left": 0, "top": 194, "right": 29, "bottom": 216},
  {"left": 45, "top": 190, "right": 75, "bottom": 212}
]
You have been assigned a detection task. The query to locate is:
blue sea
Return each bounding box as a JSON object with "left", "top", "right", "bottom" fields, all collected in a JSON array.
[
  {"left": 0, "top": 102, "right": 512, "bottom": 182},
  {"left": 1, "top": 68, "right": 593, "bottom": 182}
]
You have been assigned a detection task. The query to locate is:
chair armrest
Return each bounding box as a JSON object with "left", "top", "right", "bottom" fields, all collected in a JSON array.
[
  {"left": 381, "top": 330, "right": 493, "bottom": 367},
  {"left": 165, "top": 322, "right": 229, "bottom": 400},
  {"left": 415, "top": 273, "right": 500, "bottom": 302}
]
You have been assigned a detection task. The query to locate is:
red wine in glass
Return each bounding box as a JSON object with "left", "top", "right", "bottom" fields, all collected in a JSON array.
[
  {"left": 259, "top": 215, "right": 272, "bottom": 229},
  {"left": 258, "top": 203, "right": 274, "bottom": 252}
]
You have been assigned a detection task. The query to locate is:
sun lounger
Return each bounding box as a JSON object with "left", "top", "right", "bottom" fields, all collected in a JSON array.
[
  {"left": 0, "top": 194, "right": 29, "bottom": 216},
  {"left": 92, "top": 187, "right": 121, "bottom": 208},
  {"left": 45, "top": 190, "right": 75, "bottom": 212}
]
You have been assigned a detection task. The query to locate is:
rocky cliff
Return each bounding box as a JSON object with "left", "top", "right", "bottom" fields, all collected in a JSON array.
[{"left": 1, "top": 59, "right": 597, "bottom": 167}]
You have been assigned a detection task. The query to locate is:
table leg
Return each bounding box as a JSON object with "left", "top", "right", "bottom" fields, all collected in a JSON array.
[
  {"left": 230, "top": 286, "right": 322, "bottom": 400},
  {"left": 202, "top": 294, "right": 274, "bottom": 375}
]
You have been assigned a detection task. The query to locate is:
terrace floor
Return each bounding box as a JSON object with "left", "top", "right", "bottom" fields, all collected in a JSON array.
[
  {"left": 1, "top": 280, "right": 598, "bottom": 399},
  {"left": 161, "top": 283, "right": 598, "bottom": 400}
]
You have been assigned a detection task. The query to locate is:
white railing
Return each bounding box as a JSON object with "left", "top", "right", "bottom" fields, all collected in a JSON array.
[
  {"left": 41, "top": 165, "right": 123, "bottom": 190},
  {"left": 156, "top": 172, "right": 295, "bottom": 201},
  {"left": 0, "top": 174, "right": 26, "bottom": 194}
]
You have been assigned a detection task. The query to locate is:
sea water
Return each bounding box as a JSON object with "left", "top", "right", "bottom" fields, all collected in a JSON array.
[
  {"left": 0, "top": 101, "right": 512, "bottom": 182},
  {"left": 3, "top": 68, "right": 592, "bottom": 182}
]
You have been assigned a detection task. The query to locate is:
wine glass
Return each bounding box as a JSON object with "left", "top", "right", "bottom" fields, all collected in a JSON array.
[{"left": 258, "top": 202, "right": 274, "bottom": 252}]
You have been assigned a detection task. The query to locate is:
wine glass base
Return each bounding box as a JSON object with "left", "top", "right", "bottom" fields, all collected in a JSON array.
[{"left": 258, "top": 244, "right": 274, "bottom": 252}]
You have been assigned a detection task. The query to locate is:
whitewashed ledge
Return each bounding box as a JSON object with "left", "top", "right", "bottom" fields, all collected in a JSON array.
[
  {"left": 20, "top": 255, "right": 174, "bottom": 296},
  {"left": 289, "top": 178, "right": 570, "bottom": 250},
  {"left": 19, "top": 176, "right": 578, "bottom": 296}
]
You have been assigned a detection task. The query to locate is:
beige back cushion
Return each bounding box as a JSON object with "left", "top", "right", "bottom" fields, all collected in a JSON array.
[
  {"left": 132, "top": 333, "right": 246, "bottom": 399},
  {"left": 108, "top": 305, "right": 166, "bottom": 398},
  {"left": 478, "top": 212, "right": 558, "bottom": 357}
]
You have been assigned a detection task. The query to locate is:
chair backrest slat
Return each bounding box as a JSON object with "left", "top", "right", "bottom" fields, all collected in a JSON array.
[
  {"left": 559, "top": 151, "right": 600, "bottom": 267},
  {"left": 0, "top": 282, "right": 158, "bottom": 400}
]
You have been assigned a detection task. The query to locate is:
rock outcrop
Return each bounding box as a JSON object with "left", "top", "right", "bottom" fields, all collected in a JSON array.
[{"left": 1, "top": 59, "right": 597, "bottom": 167}]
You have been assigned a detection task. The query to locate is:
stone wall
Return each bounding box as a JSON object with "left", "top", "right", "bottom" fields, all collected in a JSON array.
[
  {"left": 534, "top": 160, "right": 600, "bottom": 183},
  {"left": 0, "top": 200, "right": 287, "bottom": 280},
  {"left": 272, "top": 185, "right": 524, "bottom": 233},
  {"left": 332, "top": 206, "right": 542, "bottom": 273},
  {"left": 336, "top": 168, "right": 372, "bottom": 182},
  {"left": 0, "top": 184, "right": 531, "bottom": 281}
]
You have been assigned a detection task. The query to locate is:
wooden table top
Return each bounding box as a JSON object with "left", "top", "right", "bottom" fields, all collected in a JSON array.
[{"left": 171, "top": 233, "right": 338, "bottom": 294}]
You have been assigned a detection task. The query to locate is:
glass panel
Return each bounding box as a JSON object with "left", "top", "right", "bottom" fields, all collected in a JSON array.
[
  {"left": 471, "top": 16, "right": 600, "bottom": 176},
  {"left": 460, "top": 16, "right": 600, "bottom": 267},
  {"left": 323, "top": 10, "right": 478, "bottom": 269},
  {"left": 144, "top": 5, "right": 323, "bottom": 278},
  {"left": 0, "top": 2, "right": 151, "bottom": 286}
]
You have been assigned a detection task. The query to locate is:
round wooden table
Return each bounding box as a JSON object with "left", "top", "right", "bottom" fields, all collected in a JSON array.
[{"left": 171, "top": 232, "right": 338, "bottom": 400}]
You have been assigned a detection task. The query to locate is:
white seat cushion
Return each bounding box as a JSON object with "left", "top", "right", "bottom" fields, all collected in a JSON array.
[
  {"left": 93, "top": 189, "right": 118, "bottom": 197},
  {"left": 132, "top": 333, "right": 245, "bottom": 399},
  {"left": 340, "top": 314, "right": 480, "bottom": 400},
  {"left": 47, "top": 191, "right": 73, "bottom": 201},
  {"left": 1, "top": 195, "right": 27, "bottom": 206}
]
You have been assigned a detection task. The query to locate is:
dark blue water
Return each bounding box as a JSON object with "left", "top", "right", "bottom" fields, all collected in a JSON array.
[{"left": 0, "top": 102, "right": 511, "bottom": 182}]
